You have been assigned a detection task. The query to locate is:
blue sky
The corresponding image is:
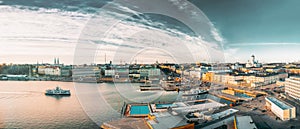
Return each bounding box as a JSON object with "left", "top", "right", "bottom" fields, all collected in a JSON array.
[
  {"left": 192, "top": 0, "right": 300, "bottom": 62},
  {"left": 1, "top": 0, "right": 300, "bottom": 64},
  {"left": 193, "top": 0, "right": 300, "bottom": 43}
]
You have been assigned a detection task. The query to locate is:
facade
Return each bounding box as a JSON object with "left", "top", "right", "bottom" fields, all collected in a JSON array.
[
  {"left": 285, "top": 77, "right": 300, "bottom": 100},
  {"left": 140, "top": 68, "right": 161, "bottom": 79},
  {"left": 265, "top": 97, "right": 296, "bottom": 121},
  {"left": 61, "top": 66, "right": 72, "bottom": 77},
  {"left": 37, "top": 66, "right": 46, "bottom": 75},
  {"left": 72, "top": 66, "right": 100, "bottom": 82},
  {"left": 286, "top": 68, "right": 300, "bottom": 74},
  {"left": 104, "top": 69, "right": 115, "bottom": 76},
  {"left": 114, "top": 65, "right": 129, "bottom": 78},
  {"left": 45, "top": 66, "right": 61, "bottom": 76},
  {"left": 207, "top": 72, "right": 288, "bottom": 87}
]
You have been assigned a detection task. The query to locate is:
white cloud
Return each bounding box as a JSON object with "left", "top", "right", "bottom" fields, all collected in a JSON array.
[
  {"left": 211, "top": 27, "right": 224, "bottom": 43},
  {"left": 229, "top": 42, "right": 300, "bottom": 46},
  {"left": 0, "top": 2, "right": 226, "bottom": 64},
  {"left": 223, "top": 48, "right": 240, "bottom": 62}
]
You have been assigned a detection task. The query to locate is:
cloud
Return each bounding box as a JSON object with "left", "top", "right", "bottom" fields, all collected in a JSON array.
[
  {"left": 228, "top": 42, "right": 300, "bottom": 46},
  {"left": 223, "top": 48, "right": 240, "bottom": 62},
  {"left": 211, "top": 27, "right": 224, "bottom": 43},
  {"left": 1, "top": 2, "right": 226, "bottom": 64}
]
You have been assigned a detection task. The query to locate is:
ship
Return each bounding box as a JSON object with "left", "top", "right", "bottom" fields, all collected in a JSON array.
[
  {"left": 182, "top": 89, "right": 208, "bottom": 96},
  {"left": 140, "top": 80, "right": 163, "bottom": 91},
  {"left": 45, "top": 86, "right": 71, "bottom": 96}
]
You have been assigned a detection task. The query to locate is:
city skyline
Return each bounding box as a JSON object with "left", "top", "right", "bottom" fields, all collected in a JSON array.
[{"left": 2, "top": 1, "right": 300, "bottom": 129}]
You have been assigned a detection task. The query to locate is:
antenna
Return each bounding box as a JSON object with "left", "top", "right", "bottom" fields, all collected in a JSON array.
[{"left": 105, "top": 53, "right": 106, "bottom": 64}]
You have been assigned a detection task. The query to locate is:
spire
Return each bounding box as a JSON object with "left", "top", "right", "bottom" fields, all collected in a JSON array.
[
  {"left": 54, "top": 58, "right": 57, "bottom": 64},
  {"left": 105, "top": 53, "right": 106, "bottom": 64},
  {"left": 57, "top": 58, "right": 60, "bottom": 64}
]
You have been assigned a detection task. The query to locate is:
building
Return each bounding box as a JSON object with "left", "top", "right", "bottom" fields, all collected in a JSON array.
[
  {"left": 101, "top": 118, "right": 151, "bottom": 129},
  {"left": 72, "top": 65, "right": 100, "bottom": 82},
  {"left": 265, "top": 97, "right": 296, "bottom": 121},
  {"left": 114, "top": 65, "right": 129, "bottom": 79},
  {"left": 140, "top": 68, "right": 161, "bottom": 79},
  {"left": 206, "top": 72, "right": 288, "bottom": 88},
  {"left": 285, "top": 76, "right": 300, "bottom": 100},
  {"left": 246, "top": 55, "right": 262, "bottom": 68},
  {"left": 104, "top": 69, "right": 115, "bottom": 77},
  {"left": 61, "top": 66, "right": 72, "bottom": 77},
  {"left": 6, "top": 75, "right": 28, "bottom": 80},
  {"left": 147, "top": 112, "right": 194, "bottom": 129},
  {"left": 37, "top": 66, "right": 46, "bottom": 75},
  {"left": 234, "top": 116, "right": 257, "bottom": 129},
  {"left": 45, "top": 66, "right": 61, "bottom": 76}
]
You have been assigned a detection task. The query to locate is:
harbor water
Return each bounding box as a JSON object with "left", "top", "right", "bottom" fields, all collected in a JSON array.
[{"left": 0, "top": 81, "right": 180, "bottom": 128}]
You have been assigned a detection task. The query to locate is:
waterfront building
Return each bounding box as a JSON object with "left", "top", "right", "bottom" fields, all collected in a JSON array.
[
  {"left": 140, "top": 68, "right": 161, "bottom": 79},
  {"left": 104, "top": 69, "right": 115, "bottom": 77},
  {"left": 114, "top": 65, "right": 129, "bottom": 79},
  {"left": 37, "top": 66, "right": 46, "bottom": 75},
  {"left": 72, "top": 65, "right": 100, "bottom": 82},
  {"left": 285, "top": 76, "right": 300, "bottom": 100},
  {"left": 265, "top": 97, "right": 296, "bottom": 121},
  {"left": 60, "top": 66, "right": 72, "bottom": 77},
  {"left": 129, "top": 65, "right": 140, "bottom": 80},
  {"left": 45, "top": 66, "right": 61, "bottom": 76},
  {"left": 6, "top": 75, "right": 28, "bottom": 80}
]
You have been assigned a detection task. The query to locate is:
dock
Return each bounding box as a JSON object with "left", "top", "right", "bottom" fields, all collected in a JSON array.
[
  {"left": 210, "top": 92, "right": 251, "bottom": 103},
  {"left": 228, "top": 88, "right": 267, "bottom": 97}
]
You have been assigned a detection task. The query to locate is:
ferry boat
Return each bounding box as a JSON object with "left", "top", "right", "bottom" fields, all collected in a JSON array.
[{"left": 45, "top": 86, "right": 71, "bottom": 95}]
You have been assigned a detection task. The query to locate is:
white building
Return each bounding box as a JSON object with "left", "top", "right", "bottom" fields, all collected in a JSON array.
[
  {"left": 45, "top": 66, "right": 61, "bottom": 76},
  {"left": 246, "top": 55, "right": 262, "bottom": 68},
  {"left": 37, "top": 66, "right": 46, "bottom": 75},
  {"left": 104, "top": 69, "right": 115, "bottom": 76},
  {"left": 285, "top": 76, "right": 300, "bottom": 100},
  {"left": 265, "top": 97, "right": 296, "bottom": 121}
]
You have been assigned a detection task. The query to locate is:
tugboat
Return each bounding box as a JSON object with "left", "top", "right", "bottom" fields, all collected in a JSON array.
[{"left": 45, "top": 86, "right": 71, "bottom": 96}]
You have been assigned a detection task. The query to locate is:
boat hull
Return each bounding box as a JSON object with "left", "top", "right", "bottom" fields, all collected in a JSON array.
[{"left": 45, "top": 93, "right": 71, "bottom": 96}]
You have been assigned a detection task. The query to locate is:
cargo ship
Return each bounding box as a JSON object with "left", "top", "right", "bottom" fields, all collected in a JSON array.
[{"left": 45, "top": 86, "right": 71, "bottom": 96}]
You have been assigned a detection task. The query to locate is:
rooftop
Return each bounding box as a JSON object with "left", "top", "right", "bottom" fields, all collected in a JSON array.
[
  {"left": 101, "top": 118, "right": 150, "bottom": 129},
  {"left": 266, "top": 97, "right": 292, "bottom": 110},
  {"left": 235, "top": 116, "right": 257, "bottom": 129},
  {"left": 147, "top": 112, "right": 189, "bottom": 129},
  {"left": 210, "top": 109, "right": 239, "bottom": 120},
  {"left": 173, "top": 99, "right": 226, "bottom": 114}
]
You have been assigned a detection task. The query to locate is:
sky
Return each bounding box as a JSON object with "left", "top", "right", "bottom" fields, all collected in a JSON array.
[
  {"left": 192, "top": 0, "right": 300, "bottom": 63},
  {"left": 1, "top": 0, "right": 300, "bottom": 64}
]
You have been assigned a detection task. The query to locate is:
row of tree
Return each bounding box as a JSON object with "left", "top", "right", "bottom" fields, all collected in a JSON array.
[{"left": 0, "top": 65, "right": 30, "bottom": 75}]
